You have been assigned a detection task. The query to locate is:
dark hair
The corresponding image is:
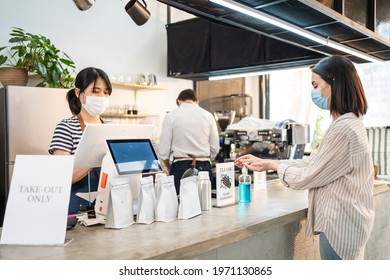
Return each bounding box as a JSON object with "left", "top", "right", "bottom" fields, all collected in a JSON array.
[
  {"left": 311, "top": 55, "right": 367, "bottom": 117},
  {"left": 177, "top": 89, "right": 198, "bottom": 103},
  {"left": 66, "top": 67, "right": 112, "bottom": 115}
]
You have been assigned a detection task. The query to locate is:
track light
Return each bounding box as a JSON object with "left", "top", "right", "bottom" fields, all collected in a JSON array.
[
  {"left": 73, "top": 0, "right": 95, "bottom": 11},
  {"left": 125, "top": 0, "right": 150, "bottom": 26}
]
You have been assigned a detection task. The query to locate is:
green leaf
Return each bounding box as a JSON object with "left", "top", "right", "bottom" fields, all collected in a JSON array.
[
  {"left": 0, "top": 55, "right": 7, "bottom": 66},
  {"left": 60, "top": 58, "right": 75, "bottom": 67},
  {"left": 37, "top": 62, "right": 47, "bottom": 77}
]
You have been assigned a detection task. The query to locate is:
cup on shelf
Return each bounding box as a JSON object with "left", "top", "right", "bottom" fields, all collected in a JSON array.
[
  {"left": 132, "top": 104, "right": 138, "bottom": 115},
  {"left": 117, "top": 75, "right": 124, "bottom": 83},
  {"left": 125, "top": 75, "right": 132, "bottom": 84},
  {"left": 109, "top": 73, "right": 117, "bottom": 82},
  {"left": 148, "top": 73, "right": 157, "bottom": 86},
  {"left": 136, "top": 73, "right": 147, "bottom": 85},
  {"left": 125, "top": 104, "right": 132, "bottom": 115}
]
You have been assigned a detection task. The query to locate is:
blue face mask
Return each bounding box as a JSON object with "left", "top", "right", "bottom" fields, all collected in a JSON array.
[{"left": 311, "top": 87, "right": 329, "bottom": 110}]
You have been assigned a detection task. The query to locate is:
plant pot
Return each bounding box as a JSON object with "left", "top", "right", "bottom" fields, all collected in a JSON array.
[
  {"left": 27, "top": 73, "right": 44, "bottom": 87},
  {"left": 0, "top": 67, "right": 28, "bottom": 86}
]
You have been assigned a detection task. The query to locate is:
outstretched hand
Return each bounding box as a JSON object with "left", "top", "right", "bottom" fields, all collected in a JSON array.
[
  {"left": 234, "top": 154, "right": 280, "bottom": 172},
  {"left": 234, "top": 154, "right": 261, "bottom": 168}
]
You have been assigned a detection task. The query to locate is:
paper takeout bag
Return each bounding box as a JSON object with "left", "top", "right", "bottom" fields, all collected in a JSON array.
[
  {"left": 105, "top": 178, "right": 134, "bottom": 229},
  {"left": 156, "top": 175, "right": 178, "bottom": 222},
  {"left": 178, "top": 176, "right": 201, "bottom": 219},
  {"left": 137, "top": 176, "right": 156, "bottom": 224}
]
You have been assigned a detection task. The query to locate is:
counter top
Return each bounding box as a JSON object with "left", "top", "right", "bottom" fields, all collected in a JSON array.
[
  {"left": 0, "top": 180, "right": 308, "bottom": 260},
  {"left": 1, "top": 180, "right": 388, "bottom": 260}
]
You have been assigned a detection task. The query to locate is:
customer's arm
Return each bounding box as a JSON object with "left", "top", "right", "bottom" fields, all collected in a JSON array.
[{"left": 277, "top": 129, "right": 351, "bottom": 190}]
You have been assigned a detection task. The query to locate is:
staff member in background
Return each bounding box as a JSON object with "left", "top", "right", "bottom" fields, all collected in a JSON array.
[
  {"left": 235, "top": 55, "right": 374, "bottom": 260},
  {"left": 49, "top": 67, "right": 112, "bottom": 215},
  {"left": 158, "top": 89, "right": 220, "bottom": 194}
]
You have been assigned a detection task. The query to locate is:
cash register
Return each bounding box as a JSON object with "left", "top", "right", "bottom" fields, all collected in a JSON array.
[{"left": 95, "top": 138, "right": 163, "bottom": 217}]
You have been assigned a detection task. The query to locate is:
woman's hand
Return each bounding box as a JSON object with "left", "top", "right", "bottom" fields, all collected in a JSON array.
[
  {"left": 235, "top": 154, "right": 261, "bottom": 168},
  {"left": 235, "top": 154, "right": 280, "bottom": 172}
]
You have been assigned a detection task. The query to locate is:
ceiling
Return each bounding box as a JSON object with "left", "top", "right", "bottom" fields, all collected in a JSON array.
[{"left": 158, "top": 0, "right": 390, "bottom": 64}]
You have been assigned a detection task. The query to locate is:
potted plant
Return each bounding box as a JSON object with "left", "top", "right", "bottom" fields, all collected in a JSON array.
[{"left": 0, "top": 27, "right": 76, "bottom": 88}]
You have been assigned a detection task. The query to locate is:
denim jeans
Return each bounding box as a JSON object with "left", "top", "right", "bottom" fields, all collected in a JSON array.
[{"left": 319, "top": 232, "right": 342, "bottom": 260}]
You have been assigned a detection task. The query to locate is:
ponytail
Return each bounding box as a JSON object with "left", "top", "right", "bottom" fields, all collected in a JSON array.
[{"left": 66, "top": 88, "right": 81, "bottom": 115}]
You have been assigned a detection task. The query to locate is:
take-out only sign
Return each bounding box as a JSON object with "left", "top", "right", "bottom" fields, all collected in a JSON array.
[{"left": 0, "top": 155, "right": 73, "bottom": 246}]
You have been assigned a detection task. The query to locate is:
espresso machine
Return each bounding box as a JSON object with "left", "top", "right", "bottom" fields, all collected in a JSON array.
[
  {"left": 213, "top": 110, "right": 236, "bottom": 163},
  {"left": 227, "top": 119, "right": 310, "bottom": 160}
]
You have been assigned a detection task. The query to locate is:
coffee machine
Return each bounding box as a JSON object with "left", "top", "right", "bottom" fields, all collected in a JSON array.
[
  {"left": 227, "top": 119, "right": 310, "bottom": 160},
  {"left": 213, "top": 110, "right": 236, "bottom": 163}
]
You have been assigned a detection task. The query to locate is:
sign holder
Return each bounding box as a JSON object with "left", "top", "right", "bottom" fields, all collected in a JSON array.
[{"left": 214, "top": 162, "right": 236, "bottom": 208}]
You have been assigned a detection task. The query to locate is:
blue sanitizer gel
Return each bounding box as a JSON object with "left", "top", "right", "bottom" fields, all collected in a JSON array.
[
  {"left": 238, "top": 182, "right": 251, "bottom": 203},
  {"left": 238, "top": 167, "right": 251, "bottom": 203}
]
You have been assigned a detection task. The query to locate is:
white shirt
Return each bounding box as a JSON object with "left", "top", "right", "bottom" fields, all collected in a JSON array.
[
  {"left": 158, "top": 103, "right": 220, "bottom": 161},
  {"left": 277, "top": 113, "right": 374, "bottom": 260}
]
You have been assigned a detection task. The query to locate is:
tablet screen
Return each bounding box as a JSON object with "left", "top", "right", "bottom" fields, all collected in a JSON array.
[{"left": 106, "top": 139, "right": 163, "bottom": 175}]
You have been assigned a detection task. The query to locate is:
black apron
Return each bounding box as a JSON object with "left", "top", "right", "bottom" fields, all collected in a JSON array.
[{"left": 68, "top": 168, "right": 101, "bottom": 215}]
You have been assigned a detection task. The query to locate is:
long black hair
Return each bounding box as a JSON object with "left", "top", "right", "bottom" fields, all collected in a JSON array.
[{"left": 66, "top": 67, "right": 112, "bottom": 115}]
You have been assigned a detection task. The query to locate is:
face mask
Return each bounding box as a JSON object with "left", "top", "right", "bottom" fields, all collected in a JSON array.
[
  {"left": 311, "top": 87, "right": 329, "bottom": 110},
  {"left": 82, "top": 95, "right": 110, "bottom": 116}
]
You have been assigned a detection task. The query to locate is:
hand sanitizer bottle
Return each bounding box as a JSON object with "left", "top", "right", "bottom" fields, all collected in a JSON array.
[{"left": 238, "top": 167, "right": 251, "bottom": 203}]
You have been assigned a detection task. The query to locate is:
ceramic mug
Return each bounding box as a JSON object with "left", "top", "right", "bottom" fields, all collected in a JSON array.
[{"left": 125, "top": 0, "right": 150, "bottom": 26}]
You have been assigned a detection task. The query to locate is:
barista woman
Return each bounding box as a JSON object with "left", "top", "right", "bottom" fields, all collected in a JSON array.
[
  {"left": 49, "top": 67, "right": 112, "bottom": 215},
  {"left": 235, "top": 55, "right": 374, "bottom": 260}
]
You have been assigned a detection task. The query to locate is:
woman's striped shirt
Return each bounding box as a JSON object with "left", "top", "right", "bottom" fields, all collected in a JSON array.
[
  {"left": 277, "top": 112, "right": 375, "bottom": 260},
  {"left": 49, "top": 115, "right": 82, "bottom": 155}
]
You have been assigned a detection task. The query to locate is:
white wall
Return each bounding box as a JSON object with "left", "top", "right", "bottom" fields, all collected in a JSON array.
[{"left": 0, "top": 0, "right": 194, "bottom": 135}]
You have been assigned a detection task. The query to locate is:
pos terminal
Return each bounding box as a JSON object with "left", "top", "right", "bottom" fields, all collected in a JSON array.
[{"left": 95, "top": 139, "right": 163, "bottom": 217}]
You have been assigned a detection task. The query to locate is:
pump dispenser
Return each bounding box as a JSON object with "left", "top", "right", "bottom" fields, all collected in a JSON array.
[{"left": 238, "top": 167, "right": 251, "bottom": 203}]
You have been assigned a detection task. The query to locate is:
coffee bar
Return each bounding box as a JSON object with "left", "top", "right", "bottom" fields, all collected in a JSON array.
[{"left": 1, "top": 0, "right": 390, "bottom": 265}]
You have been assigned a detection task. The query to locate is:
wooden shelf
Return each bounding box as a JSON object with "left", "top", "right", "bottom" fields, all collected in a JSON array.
[{"left": 111, "top": 82, "right": 164, "bottom": 91}]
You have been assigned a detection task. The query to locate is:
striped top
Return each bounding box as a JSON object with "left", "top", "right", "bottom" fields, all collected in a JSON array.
[
  {"left": 277, "top": 112, "right": 374, "bottom": 260},
  {"left": 49, "top": 115, "right": 82, "bottom": 155}
]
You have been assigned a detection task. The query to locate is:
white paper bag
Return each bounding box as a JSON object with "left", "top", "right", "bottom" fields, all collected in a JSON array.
[
  {"left": 178, "top": 176, "right": 201, "bottom": 219},
  {"left": 156, "top": 175, "right": 178, "bottom": 222},
  {"left": 155, "top": 173, "right": 167, "bottom": 198},
  {"left": 105, "top": 178, "right": 134, "bottom": 229},
  {"left": 137, "top": 176, "right": 156, "bottom": 224}
]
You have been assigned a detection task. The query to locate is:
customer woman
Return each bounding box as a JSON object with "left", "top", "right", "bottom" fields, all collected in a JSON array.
[
  {"left": 49, "top": 67, "right": 112, "bottom": 215},
  {"left": 235, "top": 55, "right": 374, "bottom": 260}
]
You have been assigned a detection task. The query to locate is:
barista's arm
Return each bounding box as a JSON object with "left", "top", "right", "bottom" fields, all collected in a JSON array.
[
  {"left": 162, "top": 159, "right": 171, "bottom": 175},
  {"left": 52, "top": 149, "right": 91, "bottom": 184}
]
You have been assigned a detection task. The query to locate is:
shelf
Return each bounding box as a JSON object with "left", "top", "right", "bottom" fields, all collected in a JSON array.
[{"left": 111, "top": 82, "right": 164, "bottom": 91}]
